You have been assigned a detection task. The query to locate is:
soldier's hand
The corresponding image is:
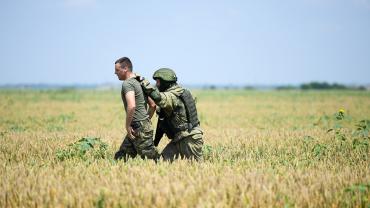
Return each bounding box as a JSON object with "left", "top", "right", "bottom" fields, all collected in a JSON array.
[
  {"left": 134, "top": 73, "right": 144, "bottom": 82},
  {"left": 135, "top": 75, "right": 151, "bottom": 88},
  {"left": 140, "top": 79, "right": 156, "bottom": 95},
  {"left": 141, "top": 78, "right": 150, "bottom": 87}
]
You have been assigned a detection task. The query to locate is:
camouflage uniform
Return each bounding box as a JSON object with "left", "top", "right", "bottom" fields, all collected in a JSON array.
[
  {"left": 114, "top": 78, "right": 160, "bottom": 161},
  {"left": 140, "top": 69, "right": 204, "bottom": 162},
  {"left": 114, "top": 119, "right": 159, "bottom": 161},
  {"left": 156, "top": 84, "right": 203, "bottom": 161}
]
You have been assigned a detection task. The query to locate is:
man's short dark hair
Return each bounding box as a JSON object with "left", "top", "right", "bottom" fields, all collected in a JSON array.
[{"left": 115, "top": 57, "right": 133, "bottom": 71}]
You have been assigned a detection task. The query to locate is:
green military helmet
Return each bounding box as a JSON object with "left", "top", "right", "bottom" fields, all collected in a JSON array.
[{"left": 152, "top": 68, "right": 177, "bottom": 82}]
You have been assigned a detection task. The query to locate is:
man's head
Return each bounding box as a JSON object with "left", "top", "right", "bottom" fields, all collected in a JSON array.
[
  {"left": 115, "top": 57, "right": 133, "bottom": 81},
  {"left": 152, "top": 68, "right": 177, "bottom": 92}
]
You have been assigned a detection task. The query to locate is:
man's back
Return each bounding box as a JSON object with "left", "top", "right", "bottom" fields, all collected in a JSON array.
[{"left": 121, "top": 77, "right": 149, "bottom": 122}]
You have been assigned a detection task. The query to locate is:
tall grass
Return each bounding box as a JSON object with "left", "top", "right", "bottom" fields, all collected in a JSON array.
[{"left": 0, "top": 89, "right": 369, "bottom": 207}]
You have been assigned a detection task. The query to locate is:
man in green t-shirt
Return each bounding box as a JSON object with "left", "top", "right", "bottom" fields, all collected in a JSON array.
[{"left": 114, "top": 57, "right": 159, "bottom": 161}]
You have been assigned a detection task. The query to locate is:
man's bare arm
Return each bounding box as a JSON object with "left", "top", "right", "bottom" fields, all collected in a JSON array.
[{"left": 125, "top": 91, "right": 136, "bottom": 139}]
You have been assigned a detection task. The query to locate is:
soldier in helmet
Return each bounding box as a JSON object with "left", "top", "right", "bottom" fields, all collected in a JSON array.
[
  {"left": 114, "top": 57, "right": 160, "bottom": 161},
  {"left": 139, "top": 68, "right": 204, "bottom": 161}
]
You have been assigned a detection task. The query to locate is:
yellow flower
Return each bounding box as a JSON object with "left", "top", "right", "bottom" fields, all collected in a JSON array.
[{"left": 339, "top": 109, "right": 345, "bottom": 113}]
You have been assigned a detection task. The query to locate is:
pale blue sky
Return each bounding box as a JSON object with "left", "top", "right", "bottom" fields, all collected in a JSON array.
[{"left": 1, "top": 0, "right": 369, "bottom": 86}]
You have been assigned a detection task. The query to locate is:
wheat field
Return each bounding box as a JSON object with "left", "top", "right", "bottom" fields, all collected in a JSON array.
[{"left": 0, "top": 89, "right": 369, "bottom": 207}]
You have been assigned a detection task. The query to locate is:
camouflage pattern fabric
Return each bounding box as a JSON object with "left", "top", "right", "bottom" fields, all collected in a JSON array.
[
  {"left": 152, "top": 84, "right": 204, "bottom": 161},
  {"left": 114, "top": 119, "right": 160, "bottom": 161},
  {"left": 161, "top": 131, "right": 203, "bottom": 162},
  {"left": 152, "top": 68, "right": 177, "bottom": 82}
]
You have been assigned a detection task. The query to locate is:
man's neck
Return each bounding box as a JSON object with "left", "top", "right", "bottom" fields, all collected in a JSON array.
[{"left": 124, "top": 72, "right": 135, "bottom": 80}]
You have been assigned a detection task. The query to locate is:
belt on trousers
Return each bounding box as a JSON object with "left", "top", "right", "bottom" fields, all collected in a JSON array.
[{"left": 130, "top": 118, "right": 149, "bottom": 130}]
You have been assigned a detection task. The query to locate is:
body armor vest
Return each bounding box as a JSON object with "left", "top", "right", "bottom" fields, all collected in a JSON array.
[
  {"left": 179, "top": 89, "right": 200, "bottom": 130},
  {"left": 158, "top": 88, "right": 200, "bottom": 137}
]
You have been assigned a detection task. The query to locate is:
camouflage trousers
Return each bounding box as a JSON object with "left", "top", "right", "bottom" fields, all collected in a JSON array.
[
  {"left": 114, "top": 119, "right": 160, "bottom": 161},
  {"left": 162, "top": 133, "right": 203, "bottom": 162}
]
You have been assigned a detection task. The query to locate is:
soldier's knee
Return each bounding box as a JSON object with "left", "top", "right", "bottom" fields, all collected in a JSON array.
[
  {"left": 162, "top": 154, "right": 176, "bottom": 162},
  {"left": 114, "top": 150, "right": 125, "bottom": 160},
  {"left": 141, "top": 148, "right": 160, "bottom": 160},
  {"left": 162, "top": 150, "right": 180, "bottom": 162}
]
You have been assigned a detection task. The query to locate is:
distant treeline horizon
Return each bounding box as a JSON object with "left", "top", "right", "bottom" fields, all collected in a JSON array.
[
  {"left": 274, "top": 82, "right": 368, "bottom": 91},
  {"left": 0, "top": 81, "right": 369, "bottom": 91},
  {"left": 197, "top": 81, "right": 369, "bottom": 91}
]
